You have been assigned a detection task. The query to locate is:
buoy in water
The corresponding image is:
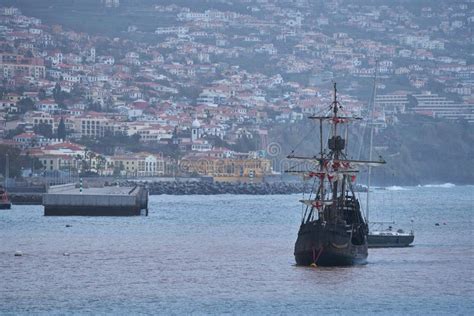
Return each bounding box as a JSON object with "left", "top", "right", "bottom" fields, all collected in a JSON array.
[
  {"left": 435, "top": 223, "right": 440, "bottom": 226},
  {"left": 63, "top": 252, "right": 70, "bottom": 256},
  {"left": 14, "top": 251, "right": 23, "bottom": 257},
  {"left": 65, "top": 224, "right": 72, "bottom": 228}
]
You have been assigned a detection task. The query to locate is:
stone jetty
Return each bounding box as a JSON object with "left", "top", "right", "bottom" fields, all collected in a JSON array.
[{"left": 125, "top": 180, "right": 368, "bottom": 195}]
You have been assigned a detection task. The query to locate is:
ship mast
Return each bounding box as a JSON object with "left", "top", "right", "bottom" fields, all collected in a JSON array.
[
  {"left": 366, "top": 61, "right": 378, "bottom": 225},
  {"left": 286, "top": 83, "right": 386, "bottom": 223},
  {"left": 331, "top": 83, "right": 340, "bottom": 212},
  {"left": 318, "top": 116, "right": 324, "bottom": 219}
]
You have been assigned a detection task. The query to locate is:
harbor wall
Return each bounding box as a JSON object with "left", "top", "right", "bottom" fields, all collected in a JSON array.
[
  {"left": 7, "top": 179, "right": 366, "bottom": 202},
  {"left": 126, "top": 181, "right": 368, "bottom": 195},
  {"left": 44, "top": 205, "right": 142, "bottom": 216},
  {"left": 43, "top": 185, "right": 148, "bottom": 216},
  {"left": 6, "top": 182, "right": 47, "bottom": 205}
]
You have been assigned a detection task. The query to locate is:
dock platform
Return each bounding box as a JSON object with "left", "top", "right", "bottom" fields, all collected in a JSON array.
[{"left": 43, "top": 184, "right": 148, "bottom": 216}]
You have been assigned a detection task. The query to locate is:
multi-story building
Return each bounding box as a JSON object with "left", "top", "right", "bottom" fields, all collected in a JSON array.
[
  {"left": 412, "top": 93, "right": 474, "bottom": 122},
  {"left": 12, "top": 132, "right": 47, "bottom": 149},
  {"left": 72, "top": 114, "right": 111, "bottom": 138},
  {"left": 110, "top": 153, "right": 165, "bottom": 177},
  {"left": 35, "top": 100, "right": 59, "bottom": 113},
  {"left": 375, "top": 94, "right": 409, "bottom": 114},
  {"left": 0, "top": 54, "right": 46, "bottom": 79}
]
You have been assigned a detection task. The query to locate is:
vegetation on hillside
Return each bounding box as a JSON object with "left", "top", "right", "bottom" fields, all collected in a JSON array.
[{"left": 269, "top": 114, "right": 474, "bottom": 185}]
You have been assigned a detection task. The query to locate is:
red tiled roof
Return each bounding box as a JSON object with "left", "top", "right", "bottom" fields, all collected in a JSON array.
[
  {"left": 13, "top": 132, "right": 37, "bottom": 139},
  {"left": 44, "top": 142, "right": 85, "bottom": 151}
]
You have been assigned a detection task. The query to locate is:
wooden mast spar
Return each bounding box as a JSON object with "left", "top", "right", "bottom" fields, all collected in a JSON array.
[{"left": 285, "top": 83, "right": 386, "bottom": 221}]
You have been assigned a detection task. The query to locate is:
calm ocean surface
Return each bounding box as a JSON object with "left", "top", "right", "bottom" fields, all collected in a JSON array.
[{"left": 0, "top": 185, "right": 473, "bottom": 315}]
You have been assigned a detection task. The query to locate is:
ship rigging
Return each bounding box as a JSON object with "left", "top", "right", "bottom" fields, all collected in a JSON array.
[{"left": 287, "top": 83, "right": 385, "bottom": 266}]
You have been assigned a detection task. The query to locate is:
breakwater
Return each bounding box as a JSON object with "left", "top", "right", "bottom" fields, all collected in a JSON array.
[
  {"left": 9, "top": 193, "right": 43, "bottom": 205},
  {"left": 126, "top": 181, "right": 367, "bottom": 195},
  {"left": 6, "top": 182, "right": 47, "bottom": 205},
  {"left": 6, "top": 179, "right": 367, "bottom": 203}
]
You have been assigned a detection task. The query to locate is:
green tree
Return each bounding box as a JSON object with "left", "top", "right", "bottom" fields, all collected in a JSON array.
[
  {"left": 38, "top": 88, "right": 47, "bottom": 100},
  {"left": 5, "top": 125, "right": 25, "bottom": 139},
  {"left": 232, "top": 135, "right": 259, "bottom": 153},
  {"left": 406, "top": 94, "right": 418, "bottom": 110},
  {"left": 17, "top": 97, "right": 35, "bottom": 113},
  {"left": 0, "top": 87, "right": 7, "bottom": 99},
  {"left": 71, "top": 83, "right": 84, "bottom": 98},
  {"left": 34, "top": 123, "right": 53, "bottom": 138},
  {"left": 113, "top": 162, "right": 124, "bottom": 176},
  {"left": 57, "top": 117, "right": 67, "bottom": 140},
  {"left": 0, "top": 145, "right": 42, "bottom": 178},
  {"left": 52, "top": 82, "right": 69, "bottom": 106},
  {"left": 53, "top": 82, "right": 62, "bottom": 102},
  {"left": 95, "top": 155, "right": 107, "bottom": 175}
]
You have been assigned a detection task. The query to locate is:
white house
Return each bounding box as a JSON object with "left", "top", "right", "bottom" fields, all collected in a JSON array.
[{"left": 35, "top": 100, "right": 59, "bottom": 112}]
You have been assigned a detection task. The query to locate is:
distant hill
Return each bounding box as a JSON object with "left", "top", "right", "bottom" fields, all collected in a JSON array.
[
  {"left": 269, "top": 114, "right": 474, "bottom": 186},
  {"left": 2, "top": 0, "right": 250, "bottom": 36},
  {"left": 3, "top": 0, "right": 170, "bottom": 36}
]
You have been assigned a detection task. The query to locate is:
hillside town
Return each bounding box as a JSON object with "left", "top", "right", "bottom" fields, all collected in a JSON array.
[{"left": 0, "top": 1, "right": 472, "bottom": 182}]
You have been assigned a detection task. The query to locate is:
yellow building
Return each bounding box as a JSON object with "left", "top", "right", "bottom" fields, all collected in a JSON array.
[
  {"left": 72, "top": 114, "right": 111, "bottom": 138},
  {"left": 38, "top": 154, "right": 76, "bottom": 171},
  {"left": 179, "top": 156, "right": 272, "bottom": 181},
  {"left": 110, "top": 153, "right": 165, "bottom": 176}
]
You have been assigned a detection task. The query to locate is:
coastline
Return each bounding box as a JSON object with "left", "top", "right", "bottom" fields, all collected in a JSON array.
[
  {"left": 128, "top": 180, "right": 355, "bottom": 195},
  {"left": 6, "top": 180, "right": 468, "bottom": 205}
]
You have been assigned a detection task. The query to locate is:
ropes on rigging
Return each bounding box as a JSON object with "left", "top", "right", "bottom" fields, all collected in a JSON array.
[
  {"left": 288, "top": 105, "right": 330, "bottom": 156},
  {"left": 288, "top": 124, "right": 318, "bottom": 155}
]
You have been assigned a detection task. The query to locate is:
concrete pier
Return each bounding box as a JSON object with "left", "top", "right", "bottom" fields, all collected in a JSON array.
[{"left": 43, "top": 184, "right": 148, "bottom": 216}]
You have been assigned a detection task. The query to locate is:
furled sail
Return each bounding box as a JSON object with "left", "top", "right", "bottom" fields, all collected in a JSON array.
[{"left": 299, "top": 199, "right": 334, "bottom": 207}]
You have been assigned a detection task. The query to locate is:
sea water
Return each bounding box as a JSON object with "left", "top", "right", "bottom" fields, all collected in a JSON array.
[{"left": 0, "top": 186, "right": 473, "bottom": 315}]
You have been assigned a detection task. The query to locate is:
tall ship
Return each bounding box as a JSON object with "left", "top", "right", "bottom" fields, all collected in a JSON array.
[{"left": 288, "top": 83, "right": 385, "bottom": 266}]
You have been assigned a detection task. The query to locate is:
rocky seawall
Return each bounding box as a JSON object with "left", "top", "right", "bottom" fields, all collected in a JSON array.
[
  {"left": 6, "top": 180, "right": 368, "bottom": 204},
  {"left": 125, "top": 181, "right": 367, "bottom": 195},
  {"left": 9, "top": 193, "right": 43, "bottom": 205}
]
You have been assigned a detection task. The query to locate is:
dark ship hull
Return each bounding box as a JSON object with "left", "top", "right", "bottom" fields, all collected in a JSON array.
[
  {"left": 294, "top": 221, "right": 368, "bottom": 266},
  {"left": 0, "top": 202, "right": 11, "bottom": 209},
  {"left": 0, "top": 203, "right": 12, "bottom": 210},
  {"left": 368, "top": 233, "right": 414, "bottom": 248}
]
